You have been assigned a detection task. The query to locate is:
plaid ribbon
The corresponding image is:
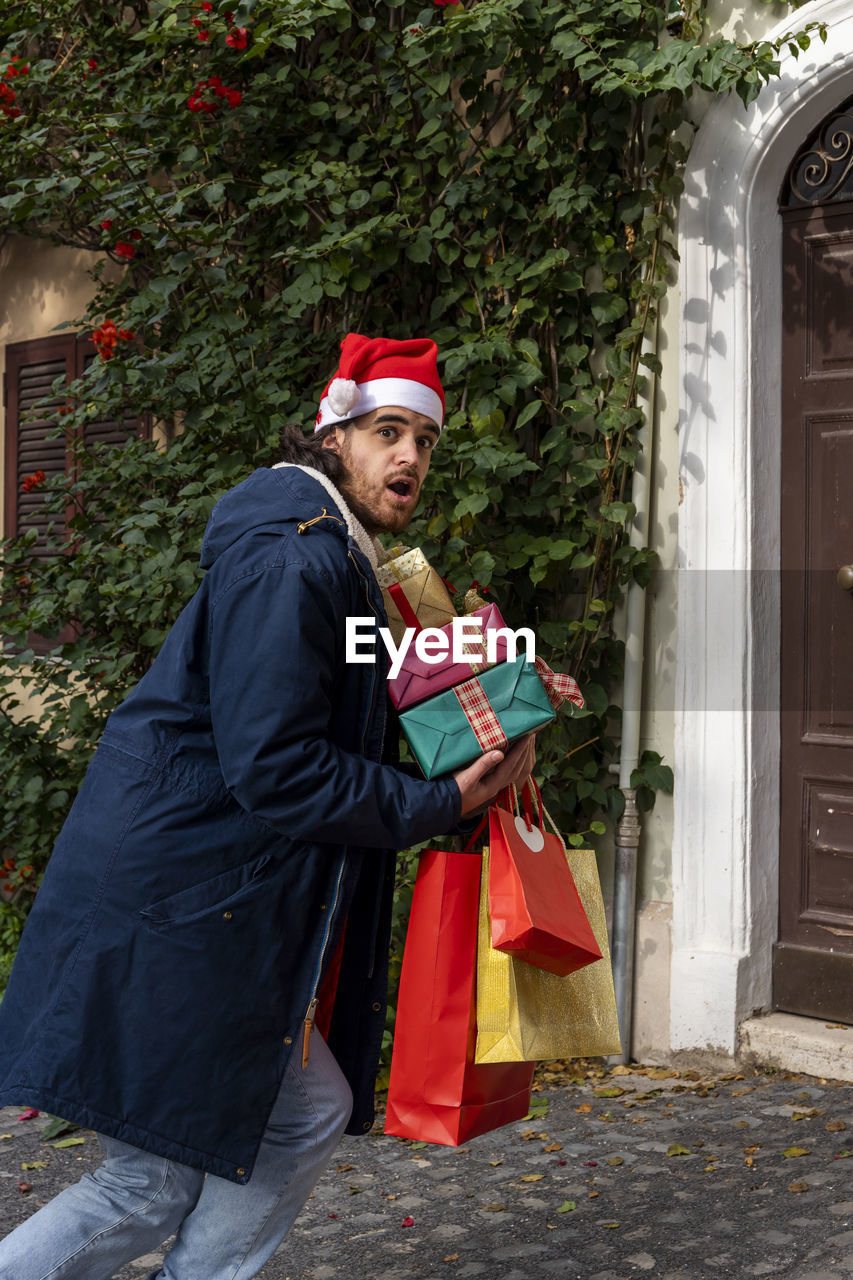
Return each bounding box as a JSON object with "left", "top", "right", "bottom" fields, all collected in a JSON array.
[
  {"left": 534, "top": 656, "right": 585, "bottom": 711},
  {"left": 453, "top": 676, "right": 508, "bottom": 752}
]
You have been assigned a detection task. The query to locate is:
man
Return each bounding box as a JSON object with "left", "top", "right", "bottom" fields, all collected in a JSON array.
[{"left": 0, "top": 334, "right": 534, "bottom": 1280}]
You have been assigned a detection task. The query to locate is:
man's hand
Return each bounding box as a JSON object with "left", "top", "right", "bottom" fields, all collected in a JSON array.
[{"left": 452, "top": 734, "right": 536, "bottom": 819}]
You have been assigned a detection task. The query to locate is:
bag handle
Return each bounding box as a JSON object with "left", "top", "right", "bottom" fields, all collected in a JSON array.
[
  {"left": 463, "top": 813, "right": 489, "bottom": 853},
  {"left": 514, "top": 776, "right": 569, "bottom": 856}
]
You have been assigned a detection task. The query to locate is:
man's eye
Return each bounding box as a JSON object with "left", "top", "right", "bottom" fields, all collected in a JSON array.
[{"left": 418, "top": 437, "right": 434, "bottom": 450}]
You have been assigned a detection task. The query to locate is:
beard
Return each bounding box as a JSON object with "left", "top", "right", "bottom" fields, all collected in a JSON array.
[{"left": 336, "top": 453, "right": 421, "bottom": 537}]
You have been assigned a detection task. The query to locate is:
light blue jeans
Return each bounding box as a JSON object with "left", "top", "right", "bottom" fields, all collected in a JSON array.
[{"left": 0, "top": 1034, "right": 352, "bottom": 1280}]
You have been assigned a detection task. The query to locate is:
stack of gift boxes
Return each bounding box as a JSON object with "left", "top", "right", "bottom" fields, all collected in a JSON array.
[{"left": 377, "top": 544, "right": 584, "bottom": 778}]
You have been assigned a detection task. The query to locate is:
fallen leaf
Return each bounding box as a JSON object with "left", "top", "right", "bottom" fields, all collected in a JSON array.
[
  {"left": 606, "top": 1156, "right": 624, "bottom": 1166},
  {"left": 40, "top": 1116, "right": 78, "bottom": 1141},
  {"left": 782, "top": 1147, "right": 810, "bottom": 1158},
  {"left": 444, "top": 1255, "right": 459, "bottom": 1262},
  {"left": 792, "top": 1109, "right": 824, "bottom": 1121},
  {"left": 609, "top": 1065, "right": 633, "bottom": 1075},
  {"left": 409, "top": 1142, "right": 428, "bottom": 1150},
  {"left": 402, "top": 1216, "right": 415, "bottom": 1227},
  {"left": 575, "top": 1103, "right": 592, "bottom": 1114},
  {"left": 745, "top": 1157, "right": 754, "bottom": 1168},
  {"left": 835, "top": 1150, "right": 851, "bottom": 1160},
  {"left": 521, "top": 1129, "right": 538, "bottom": 1140},
  {"left": 826, "top": 1023, "right": 847, "bottom": 1029},
  {"left": 594, "top": 1087, "right": 626, "bottom": 1098},
  {"left": 0, "top": 1134, "right": 12, "bottom": 1140},
  {"left": 557, "top": 1200, "right": 576, "bottom": 1213},
  {"left": 589, "top": 1190, "right": 599, "bottom": 1198},
  {"left": 733, "top": 1121, "right": 749, "bottom": 1129},
  {"left": 826, "top": 1121, "right": 847, "bottom": 1133},
  {"left": 544, "top": 1142, "right": 563, "bottom": 1152},
  {"left": 667, "top": 1144, "right": 691, "bottom": 1157},
  {"left": 348, "top": 1186, "right": 361, "bottom": 1195},
  {"left": 481, "top": 1204, "right": 508, "bottom": 1213},
  {"left": 703, "top": 1165, "right": 717, "bottom": 1172},
  {"left": 327, "top": 1213, "right": 338, "bottom": 1219},
  {"left": 336, "top": 1163, "right": 355, "bottom": 1172},
  {"left": 16, "top": 1181, "right": 32, "bottom": 1193},
  {"left": 51, "top": 1137, "right": 85, "bottom": 1149},
  {"left": 732, "top": 1089, "right": 753, "bottom": 1096},
  {"left": 17, "top": 1109, "right": 39, "bottom": 1122},
  {"left": 787, "top": 1181, "right": 809, "bottom": 1193},
  {"left": 601, "top": 1221, "right": 620, "bottom": 1228},
  {"left": 489, "top": 1160, "right": 503, "bottom": 1167},
  {"left": 21, "top": 1161, "right": 48, "bottom": 1170},
  {"left": 521, "top": 1174, "right": 545, "bottom": 1182},
  {"left": 743, "top": 1146, "right": 760, "bottom": 1155}
]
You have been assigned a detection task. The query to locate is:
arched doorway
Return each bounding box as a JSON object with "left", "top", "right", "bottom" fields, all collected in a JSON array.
[
  {"left": 674, "top": 0, "right": 853, "bottom": 1057},
  {"left": 775, "top": 104, "right": 853, "bottom": 1022}
]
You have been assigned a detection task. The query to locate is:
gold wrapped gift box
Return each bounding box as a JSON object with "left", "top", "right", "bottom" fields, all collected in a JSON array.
[{"left": 377, "top": 546, "right": 457, "bottom": 646}]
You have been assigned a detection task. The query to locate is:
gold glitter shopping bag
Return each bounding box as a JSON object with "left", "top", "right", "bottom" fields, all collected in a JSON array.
[{"left": 474, "top": 844, "right": 622, "bottom": 1063}]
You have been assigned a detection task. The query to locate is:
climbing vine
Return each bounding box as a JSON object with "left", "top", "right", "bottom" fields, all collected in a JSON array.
[{"left": 0, "top": 0, "right": 817, "bottom": 975}]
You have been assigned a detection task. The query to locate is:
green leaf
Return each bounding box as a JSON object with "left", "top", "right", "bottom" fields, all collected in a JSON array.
[{"left": 557, "top": 1200, "right": 577, "bottom": 1213}]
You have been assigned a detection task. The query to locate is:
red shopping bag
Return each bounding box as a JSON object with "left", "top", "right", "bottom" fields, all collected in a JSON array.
[
  {"left": 488, "top": 780, "right": 602, "bottom": 977},
  {"left": 384, "top": 847, "right": 534, "bottom": 1146}
]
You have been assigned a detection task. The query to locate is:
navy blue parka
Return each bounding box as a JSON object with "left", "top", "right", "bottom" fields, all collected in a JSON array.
[{"left": 0, "top": 465, "right": 461, "bottom": 1183}]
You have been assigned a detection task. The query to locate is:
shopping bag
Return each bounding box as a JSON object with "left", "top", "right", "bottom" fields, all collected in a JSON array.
[
  {"left": 384, "top": 848, "right": 534, "bottom": 1146},
  {"left": 488, "top": 780, "right": 601, "bottom": 976},
  {"left": 475, "top": 844, "right": 622, "bottom": 1063}
]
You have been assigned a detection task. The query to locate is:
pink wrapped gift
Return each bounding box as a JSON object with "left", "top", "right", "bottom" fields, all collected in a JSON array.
[{"left": 387, "top": 603, "right": 513, "bottom": 711}]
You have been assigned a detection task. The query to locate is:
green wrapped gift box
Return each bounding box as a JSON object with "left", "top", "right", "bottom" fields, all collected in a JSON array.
[{"left": 400, "top": 658, "right": 556, "bottom": 779}]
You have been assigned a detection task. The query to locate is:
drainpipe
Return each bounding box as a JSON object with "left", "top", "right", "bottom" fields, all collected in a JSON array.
[{"left": 608, "top": 322, "right": 659, "bottom": 1065}]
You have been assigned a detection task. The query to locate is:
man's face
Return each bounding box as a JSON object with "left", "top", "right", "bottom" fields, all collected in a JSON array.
[{"left": 322, "top": 406, "right": 439, "bottom": 536}]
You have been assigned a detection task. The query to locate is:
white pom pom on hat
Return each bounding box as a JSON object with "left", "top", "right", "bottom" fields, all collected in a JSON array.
[
  {"left": 315, "top": 333, "right": 444, "bottom": 433},
  {"left": 326, "top": 377, "right": 360, "bottom": 417}
]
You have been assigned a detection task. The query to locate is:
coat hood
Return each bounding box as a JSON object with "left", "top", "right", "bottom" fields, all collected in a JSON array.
[{"left": 200, "top": 465, "right": 374, "bottom": 571}]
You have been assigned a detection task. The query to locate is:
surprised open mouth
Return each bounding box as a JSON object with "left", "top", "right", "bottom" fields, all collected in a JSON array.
[{"left": 387, "top": 478, "right": 415, "bottom": 500}]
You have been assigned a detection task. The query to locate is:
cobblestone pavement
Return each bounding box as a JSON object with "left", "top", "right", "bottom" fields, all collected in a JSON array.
[{"left": 2, "top": 1061, "right": 853, "bottom": 1279}]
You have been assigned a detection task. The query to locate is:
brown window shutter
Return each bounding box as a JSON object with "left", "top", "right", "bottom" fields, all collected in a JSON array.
[{"left": 4, "top": 336, "right": 74, "bottom": 557}]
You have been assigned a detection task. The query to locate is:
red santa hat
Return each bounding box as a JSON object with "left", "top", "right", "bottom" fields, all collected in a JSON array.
[{"left": 315, "top": 333, "right": 445, "bottom": 433}]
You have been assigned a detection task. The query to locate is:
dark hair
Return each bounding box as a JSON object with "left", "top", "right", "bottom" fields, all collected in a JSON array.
[{"left": 274, "top": 422, "right": 347, "bottom": 484}]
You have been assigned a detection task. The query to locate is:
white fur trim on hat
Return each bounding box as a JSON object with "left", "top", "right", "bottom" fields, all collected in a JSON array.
[{"left": 316, "top": 376, "right": 443, "bottom": 432}]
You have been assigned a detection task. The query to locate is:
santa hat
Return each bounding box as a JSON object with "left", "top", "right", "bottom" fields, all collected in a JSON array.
[{"left": 315, "top": 333, "right": 444, "bottom": 433}]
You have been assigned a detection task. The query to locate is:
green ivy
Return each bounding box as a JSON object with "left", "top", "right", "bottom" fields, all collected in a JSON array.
[{"left": 0, "top": 0, "right": 816, "bottom": 979}]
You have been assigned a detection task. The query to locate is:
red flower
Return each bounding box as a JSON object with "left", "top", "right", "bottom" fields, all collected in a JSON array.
[
  {"left": 402, "top": 1216, "right": 415, "bottom": 1228},
  {"left": 117, "top": 329, "right": 135, "bottom": 341},
  {"left": 201, "top": 1, "right": 213, "bottom": 10},
  {"left": 21, "top": 470, "right": 45, "bottom": 493},
  {"left": 433, "top": 0, "right": 460, "bottom": 5},
  {"left": 100, "top": 218, "right": 113, "bottom": 230},
  {"left": 191, "top": 15, "right": 203, "bottom": 26},
  {"left": 129, "top": 228, "right": 143, "bottom": 240},
  {"left": 114, "top": 241, "right": 136, "bottom": 259},
  {"left": 225, "top": 26, "right": 248, "bottom": 49},
  {"left": 226, "top": 88, "right": 242, "bottom": 107},
  {"left": 88, "top": 58, "right": 98, "bottom": 69},
  {"left": 224, "top": 10, "right": 234, "bottom": 23},
  {"left": 197, "top": 29, "right": 210, "bottom": 42}
]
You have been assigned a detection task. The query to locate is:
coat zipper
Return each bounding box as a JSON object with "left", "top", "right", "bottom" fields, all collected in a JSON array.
[{"left": 299, "top": 546, "right": 383, "bottom": 1068}]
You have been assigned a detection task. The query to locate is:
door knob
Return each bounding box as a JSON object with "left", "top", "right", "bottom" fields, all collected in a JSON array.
[{"left": 838, "top": 565, "right": 853, "bottom": 591}]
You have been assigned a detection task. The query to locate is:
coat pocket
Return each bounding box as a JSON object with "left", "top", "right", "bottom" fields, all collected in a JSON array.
[{"left": 139, "top": 854, "right": 274, "bottom": 929}]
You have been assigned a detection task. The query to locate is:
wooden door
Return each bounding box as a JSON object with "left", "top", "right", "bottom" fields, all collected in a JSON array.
[{"left": 776, "top": 198, "right": 853, "bottom": 1022}]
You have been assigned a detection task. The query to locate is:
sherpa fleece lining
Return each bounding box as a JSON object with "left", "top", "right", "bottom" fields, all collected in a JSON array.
[{"left": 272, "top": 463, "right": 382, "bottom": 575}]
